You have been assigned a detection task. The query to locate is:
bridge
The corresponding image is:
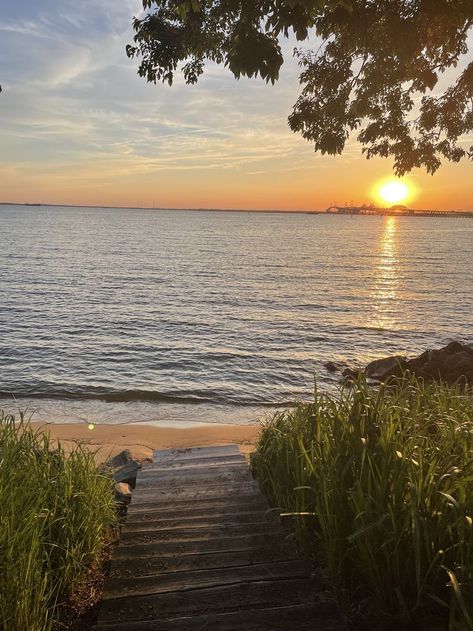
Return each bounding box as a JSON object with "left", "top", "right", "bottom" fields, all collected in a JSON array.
[{"left": 325, "top": 205, "right": 473, "bottom": 218}]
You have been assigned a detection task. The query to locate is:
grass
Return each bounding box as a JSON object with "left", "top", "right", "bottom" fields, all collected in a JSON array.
[
  {"left": 0, "top": 411, "right": 118, "bottom": 631},
  {"left": 252, "top": 376, "right": 473, "bottom": 630}
]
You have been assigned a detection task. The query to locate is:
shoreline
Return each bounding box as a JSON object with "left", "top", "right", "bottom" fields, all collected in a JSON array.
[{"left": 29, "top": 421, "right": 261, "bottom": 463}]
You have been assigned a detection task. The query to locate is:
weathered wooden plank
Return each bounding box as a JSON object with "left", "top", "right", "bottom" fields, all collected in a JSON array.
[
  {"left": 137, "top": 462, "right": 247, "bottom": 479},
  {"left": 103, "top": 559, "right": 310, "bottom": 598},
  {"left": 130, "top": 482, "right": 260, "bottom": 504},
  {"left": 113, "top": 532, "right": 288, "bottom": 558},
  {"left": 137, "top": 462, "right": 251, "bottom": 480},
  {"left": 152, "top": 445, "right": 240, "bottom": 461},
  {"left": 136, "top": 468, "right": 253, "bottom": 487},
  {"left": 119, "top": 521, "right": 279, "bottom": 545},
  {"left": 143, "top": 454, "right": 247, "bottom": 471},
  {"left": 98, "top": 578, "right": 318, "bottom": 622},
  {"left": 108, "top": 545, "right": 299, "bottom": 579},
  {"left": 126, "top": 492, "right": 269, "bottom": 514},
  {"left": 138, "top": 465, "right": 249, "bottom": 479},
  {"left": 133, "top": 478, "right": 259, "bottom": 496},
  {"left": 93, "top": 602, "right": 345, "bottom": 631},
  {"left": 122, "top": 510, "right": 279, "bottom": 530}
]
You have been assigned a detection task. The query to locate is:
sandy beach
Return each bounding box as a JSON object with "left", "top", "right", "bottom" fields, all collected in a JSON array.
[{"left": 29, "top": 421, "right": 261, "bottom": 463}]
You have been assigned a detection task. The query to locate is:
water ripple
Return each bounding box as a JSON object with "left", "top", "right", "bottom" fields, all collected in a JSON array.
[{"left": 0, "top": 206, "right": 472, "bottom": 424}]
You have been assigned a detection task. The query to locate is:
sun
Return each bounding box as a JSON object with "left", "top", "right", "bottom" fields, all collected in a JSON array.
[{"left": 378, "top": 180, "right": 410, "bottom": 205}]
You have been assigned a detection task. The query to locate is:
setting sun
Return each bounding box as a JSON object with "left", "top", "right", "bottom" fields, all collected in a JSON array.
[{"left": 378, "top": 180, "right": 410, "bottom": 205}]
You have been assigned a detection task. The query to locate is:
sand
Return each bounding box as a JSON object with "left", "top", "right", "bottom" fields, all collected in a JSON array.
[{"left": 29, "top": 421, "right": 261, "bottom": 463}]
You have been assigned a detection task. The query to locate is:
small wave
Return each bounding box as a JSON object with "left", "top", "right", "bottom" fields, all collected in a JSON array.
[{"left": 0, "top": 387, "right": 298, "bottom": 408}]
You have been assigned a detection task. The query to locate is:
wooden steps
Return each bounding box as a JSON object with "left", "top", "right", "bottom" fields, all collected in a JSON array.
[{"left": 94, "top": 445, "right": 345, "bottom": 630}]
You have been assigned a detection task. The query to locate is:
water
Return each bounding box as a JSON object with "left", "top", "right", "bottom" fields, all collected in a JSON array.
[{"left": 1, "top": 205, "right": 472, "bottom": 425}]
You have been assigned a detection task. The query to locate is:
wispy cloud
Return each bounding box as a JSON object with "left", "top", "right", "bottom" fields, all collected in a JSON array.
[{"left": 1, "top": 1, "right": 472, "bottom": 210}]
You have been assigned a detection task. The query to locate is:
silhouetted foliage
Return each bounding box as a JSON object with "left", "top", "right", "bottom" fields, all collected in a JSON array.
[{"left": 127, "top": 1, "right": 473, "bottom": 174}]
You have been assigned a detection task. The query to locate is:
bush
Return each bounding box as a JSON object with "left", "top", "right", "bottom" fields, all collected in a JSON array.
[
  {"left": 0, "top": 412, "right": 118, "bottom": 631},
  {"left": 252, "top": 377, "right": 473, "bottom": 630}
]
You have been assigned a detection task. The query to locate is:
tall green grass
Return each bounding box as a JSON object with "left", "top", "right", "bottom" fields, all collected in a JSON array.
[
  {"left": 252, "top": 377, "right": 473, "bottom": 630},
  {"left": 0, "top": 412, "right": 118, "bottom": 631}
]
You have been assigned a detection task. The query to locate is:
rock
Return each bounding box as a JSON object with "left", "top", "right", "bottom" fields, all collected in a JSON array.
[
  {"left": 324, "top": 361, "right": 339, "bottom": 373},
  {"left": 115, "top": 482, "right": 132, "bottom": 504},
  {"left": 443, "top": 341, "right": 465, "bottom": 355},
  {"left": 341, "top": 367, "right": 362, "bottom": 383},
  {"left": 408, "top": 344, "right": 473, "bottom": 385},
  {"left": 106, "top": 450, "right": 141, "bottom": 487},
  {"left": 369, "top": 342, "right": 473, "bottom": 386},
  {"left": 107, "top": 449, "right": 133, "bottom": 469},
  {"left": 444, "top": 351, "right": 473, "bottom": 381},
  {"left": 365, "top": 355, "right": 408, "bottom": 381},
  {"left": 113, "top": 460, "right": 141, "bottom": 486}
]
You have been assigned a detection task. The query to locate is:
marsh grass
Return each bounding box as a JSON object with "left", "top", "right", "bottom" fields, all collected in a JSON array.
[
  {"left": 252, "top": 376, "right": 473, "bottom": 630},
  {"left": 0, "top": 412, "right": 118, "bottom": 631}
]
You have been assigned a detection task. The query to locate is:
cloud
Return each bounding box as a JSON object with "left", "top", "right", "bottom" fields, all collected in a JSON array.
[
  {"left": 2, "top": 1, "right": 471, "bottom": 210},
  {"left": 0, "top": 0, "right": 311, "bottom": 182}
]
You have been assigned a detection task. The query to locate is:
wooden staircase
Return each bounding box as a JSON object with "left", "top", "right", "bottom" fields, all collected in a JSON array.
[{"left": 93, "top": 444, "right": 345, "bottom": 630}]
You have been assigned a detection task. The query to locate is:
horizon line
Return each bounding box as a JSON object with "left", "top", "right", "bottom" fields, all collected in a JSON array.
[{"left": 1, "top": 201, "right": 472, "bottom": 214}]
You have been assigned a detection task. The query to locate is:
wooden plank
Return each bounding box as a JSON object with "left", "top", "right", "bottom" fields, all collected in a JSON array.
[
  {"left": 138, "top": 462, "right": 250, "bottom": 478},
  {"left": 143, "top": 454, "right": 247, "bottom": 471},
  {"left": 112, "top": 532, "right": 287, "bottom": 559},
  {"left": 109, "top": 545, "right": 299, "bottom": 579},
  {"left": 133, "top": 479, "right": 259, "bottom": 495},
  {"left": 126, "top": 492, "right": 269, "bottom": 514},
  {"left": 93, "top": 602, "right": 345, "bottom": 631},
  {"left": 130, "top": 482, "right": 260, "bottom": 504},
  {"left": 136, "top": 468, "right": 253, "bottom": 487},
  {"left": 152, "top": 445, "right": 240, "bottom": 461},
  {"left": 119, "top": 521, "right": 279, "bottom": 545},
  {"left": 122, "top": 510, "right": 279, "bottom": 530},
  {"left": 103, "top": 559, "right": 310, "bottom": 598},
  {"left": 97, "top": 578, "right": 318, "bottom": 622}
]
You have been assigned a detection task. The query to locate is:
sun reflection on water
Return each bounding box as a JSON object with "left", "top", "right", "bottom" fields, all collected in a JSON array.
[{"left": 370, "top": 217, "right": 399, "bottom": 330}]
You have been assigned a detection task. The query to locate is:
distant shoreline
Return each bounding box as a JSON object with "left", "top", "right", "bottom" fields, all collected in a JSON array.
[
  {"left": 0, "top": 202, "right": 323, "bottom": 214},
  {"left": 2, "top": 201, "right": 472, "bottom": 214}
]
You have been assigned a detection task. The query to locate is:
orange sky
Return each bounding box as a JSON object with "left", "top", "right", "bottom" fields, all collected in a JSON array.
[
  {"left": 2, "top": 148, "right": 471, "bottom": 212},
  {"left": 1, "top": 1, "right": 472, "bottom": 212}
]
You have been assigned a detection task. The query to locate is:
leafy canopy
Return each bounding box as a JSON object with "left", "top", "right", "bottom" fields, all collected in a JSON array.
[{"left": 127, "top": 1, "right": 473, "bottom": 175}]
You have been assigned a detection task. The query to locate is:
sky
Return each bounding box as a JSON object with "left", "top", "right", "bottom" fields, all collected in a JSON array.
[{"left": 1, "top": 0, "right": 472, "bottom": 211}]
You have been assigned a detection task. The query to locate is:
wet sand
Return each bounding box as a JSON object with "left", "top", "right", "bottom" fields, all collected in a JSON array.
[{"left": 29, "top": 421, "right": 261, "bottom": 463}]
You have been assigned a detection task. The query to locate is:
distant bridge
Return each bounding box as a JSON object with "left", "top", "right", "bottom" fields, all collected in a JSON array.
[{"left": 325, "top": 205, "right": 473, "bottom": 218}]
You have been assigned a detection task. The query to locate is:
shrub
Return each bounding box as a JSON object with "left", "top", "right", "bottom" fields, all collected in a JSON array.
[
  {"left": 0, "top": 412, "right": 118, "bottom": 631},
  {"left": 252, "top": 377, "right": 473, "bottom": 630}
]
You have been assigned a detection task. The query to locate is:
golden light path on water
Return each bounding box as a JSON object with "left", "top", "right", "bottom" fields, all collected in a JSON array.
[{"left": 370, "top": 217, "right": 399, "bottom": 331}]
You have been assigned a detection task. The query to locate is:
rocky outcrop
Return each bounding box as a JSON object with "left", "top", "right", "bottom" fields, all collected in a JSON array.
[
  {"left": 365, "top": 355, "right": 408, "bottom": 381},
  {"left": 106, "top": 449, "right": 142, "bottom": 488},
  {"left": 405, "top": 341, "right": 473, "bottom": 385},
  {"left": 365, "top": 341, "right": 473, "bottom": 385},
  {"left": 107, "top": 449, "right": 134, "bottom": 469},
  {"left": 341, "top": 367, "right": 363, "bottom": 383}
]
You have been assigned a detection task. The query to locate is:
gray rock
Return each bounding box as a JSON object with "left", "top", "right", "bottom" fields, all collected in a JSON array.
[
  {"left": 341, "top": 367, "right": 362, "bottom": 383},
  {"left": 365, "top": 355, "right": 408, "bottom": 381},
  {"left": 408, "top": 344, "right": 473, "bottom": 385},
  {"left": 113, "top": 460, "right": 141, "bottom": 485},
  {"left": 105, "top": 449, "right": 142, "bottom": 486},
  {"left": 369, "top": 342, "right": 473, "bottom": 386},
  {"left": 107, "top": 449, "right": 133, "bottom": 469},
  {"left": 115, "top": 482, "right": 132, "bottom": 504},
  {"left": 324, "top": 361, "right": 339, "bottom": 373}
]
